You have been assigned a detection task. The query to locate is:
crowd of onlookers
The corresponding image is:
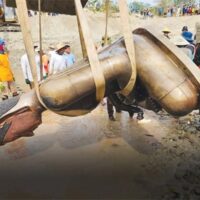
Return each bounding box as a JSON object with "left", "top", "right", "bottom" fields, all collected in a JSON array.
[
  {"left": 0, "top": 40, "right": 75, "bottom": 100},
  {"left": 28, "top": 10, "right": 58, "bottom": 17},
  {"left": 158, "top": 4, "right": 200, "bottom": 17},
  {"left": 140, "top": 9, "right": 154, "bottom": 18}
]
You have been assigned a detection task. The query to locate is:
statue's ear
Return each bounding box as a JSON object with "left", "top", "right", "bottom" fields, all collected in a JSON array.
[
  {"left": 0, "top": 122, "right": 12, "bottom": 145},
  {"left": 0, "top": 109, "right": 42, "bottom": 145}
]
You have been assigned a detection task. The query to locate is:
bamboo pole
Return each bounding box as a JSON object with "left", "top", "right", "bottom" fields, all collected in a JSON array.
[{"left": 76, "top": 14, "right": 87, "bottom": 58}]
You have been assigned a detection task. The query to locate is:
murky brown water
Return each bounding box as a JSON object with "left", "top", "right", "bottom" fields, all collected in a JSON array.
[{"left": 1, "top": 105, "right": 200, "bottom": 199}]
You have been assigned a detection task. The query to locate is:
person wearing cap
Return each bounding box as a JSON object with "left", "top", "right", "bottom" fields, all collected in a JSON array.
[
  {"left": 181, "top": 26, "right": 194, "bottom": 44},
  {"left": 0, "top": 38, "right": 18, "bottom": 100},
  {"left": 20, "top": 45, "right": 41, "bottom": 89},
  {"left": 162, "top": 28, "right": 171, "bottom": 39},
  {"left": 64, "top": 44, "right": 75, "bottom": 67},
  {"left": 49, "top": 43, "right": 68, "bottom": 75},
  {"left": 194, "top": 22, "right": 200, "bottom": 67}
]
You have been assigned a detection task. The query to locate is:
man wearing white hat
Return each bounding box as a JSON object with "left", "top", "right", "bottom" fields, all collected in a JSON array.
[
  {"left": 20, "top": 45, "right": 41, "bottom": 89},
  {"left": 49, "top": 43, "right": 68, "bottom": 75}
]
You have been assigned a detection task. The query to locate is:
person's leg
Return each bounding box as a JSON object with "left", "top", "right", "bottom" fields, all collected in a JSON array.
[
  {"left": 107, "top": 98, "right": 115, "bottom": 121},
  {"left": 1, "top": 82, "right": 9, "bottom": 100},
  {"left": 8, "top": 81, "right": 18, "bottom": 96}
]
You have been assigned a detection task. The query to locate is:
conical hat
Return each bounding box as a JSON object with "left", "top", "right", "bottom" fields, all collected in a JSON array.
[
  {"left": 170, "top": 35, "right": 189, "bottom": 46},
  {"left": 162, "top": 27, "right": 171, "bottom": 33}
]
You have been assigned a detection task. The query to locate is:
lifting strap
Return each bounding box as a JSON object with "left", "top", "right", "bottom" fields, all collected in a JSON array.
[
  {"left": 118, "top": 0, "right": 137, "bottom": 96},
  {"left": 15, "top": 0, "right": 47, "bottom": 109},
  {"left": 75, "top": 0, "right": 105, "bottom": 102}
]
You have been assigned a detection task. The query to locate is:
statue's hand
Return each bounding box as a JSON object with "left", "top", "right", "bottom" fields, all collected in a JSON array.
[{"left": 0, "top": 108, "right": 42, "bottom": 145}]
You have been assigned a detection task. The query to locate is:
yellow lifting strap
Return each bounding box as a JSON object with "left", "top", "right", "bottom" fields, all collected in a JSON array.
[
  {"left": 75, "top": 0, "right": 105, "bottom": 102},
  {"left": 15, "top": 0, "right": 47, "bottom": 109},
  {"left": 118, "top": 0, "right": 137, "bottom": 96}
]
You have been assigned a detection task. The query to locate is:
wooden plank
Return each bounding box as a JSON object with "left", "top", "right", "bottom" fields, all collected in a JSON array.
[{"left": 6, "top": 0, "right": 88, "bottom": 15}]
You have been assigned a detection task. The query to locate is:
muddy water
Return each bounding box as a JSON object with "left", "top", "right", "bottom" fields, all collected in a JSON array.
[{"left": 1, "top": 105, "right": 200, "bottom": 199}]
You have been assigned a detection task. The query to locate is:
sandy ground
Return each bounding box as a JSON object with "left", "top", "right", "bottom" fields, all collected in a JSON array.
[{"left": 1, "top": 13, "right": 200, "bottom": 199}]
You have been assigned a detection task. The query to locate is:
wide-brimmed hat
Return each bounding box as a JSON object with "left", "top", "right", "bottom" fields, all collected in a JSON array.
[
  {"left": 182, "top": 31, "right": 193, "bottom": 43},
  {"left": 56, "top": 42, "right": 68, "bottom": 52},
  {"left": 162, "top": 27, "right": 171, "bottom": 33},
  {"left": 170, "top": 35, "right": 189, "bottom": 46}
]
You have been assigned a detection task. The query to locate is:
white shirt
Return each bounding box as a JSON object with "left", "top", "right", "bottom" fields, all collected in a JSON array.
[
  {"left": 49, "top": 52, "right": 67, "bottom": 75},
  {"left": 21, "top": 54, "right": 42, "bottom": 82}
]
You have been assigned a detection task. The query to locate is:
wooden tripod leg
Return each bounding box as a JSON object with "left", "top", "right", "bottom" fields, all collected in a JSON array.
[{"left": 77, "top": 15, "right": 87, "bottom": 58}]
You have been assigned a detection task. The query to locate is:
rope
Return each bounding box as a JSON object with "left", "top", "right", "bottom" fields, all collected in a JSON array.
[{"left": 75, "top": 0, "right": 105, "bottom": 102}]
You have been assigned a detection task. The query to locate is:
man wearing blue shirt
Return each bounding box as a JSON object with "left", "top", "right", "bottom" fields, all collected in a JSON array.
[{"left": 64, "top": 45, "right": 75, "bottom": 67}]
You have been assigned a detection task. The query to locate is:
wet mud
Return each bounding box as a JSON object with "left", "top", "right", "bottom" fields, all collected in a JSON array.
[
  {"left": 1, "top": 106, "right": 200, "bottom": 199},
  {"left": 1, "top": 13, "right": 200, "bottom": 199}
]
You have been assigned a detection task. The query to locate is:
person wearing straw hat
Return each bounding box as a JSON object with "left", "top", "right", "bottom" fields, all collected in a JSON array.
[
  {"left": 194, "top": 22, "right": 200, "bottom": 67},
  {"left": 49, "top": 42, "right": 68, "bottom": 75},
  {"left": 162, "top": 27, "right": 171, "bottom": 39}
]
